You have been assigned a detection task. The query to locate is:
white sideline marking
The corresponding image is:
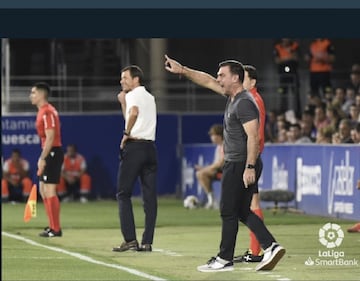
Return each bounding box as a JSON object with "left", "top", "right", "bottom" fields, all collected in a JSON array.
[
  {"left": 277, "top": 278, "right": 292, "bottom": 281},
  {"left": 238, "top": 267, "right": 253, "bottom": 270},
  {"left": 7, "top": 256, "right": 67, "bottom": 259},
  {"left": 153, "top": 248, "right": 182, "bottom": 257},
  {"left": 2, "top": 231, "right": 167, "bottom": 281}
]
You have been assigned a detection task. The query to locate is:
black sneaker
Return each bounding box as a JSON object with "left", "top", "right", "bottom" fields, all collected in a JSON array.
[
  {"left": 256, "top": 242, "right": 286, "bottom": 271},
  {"left": 39, "top": 228, "right": 62, "bottom": 237},
  {"left": 112, "top": 240, "right": 139, "bottom": 252},
  {"left": 234, "top": 250, "right": 263, "bottom": 263},
  {"left": 137, "top": 244, "right": 152, "bottom": 252}
]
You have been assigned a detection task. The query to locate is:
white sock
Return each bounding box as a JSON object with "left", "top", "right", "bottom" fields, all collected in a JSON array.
[{"left": 207, "top": 192, "right": 213, "bottom": 205}]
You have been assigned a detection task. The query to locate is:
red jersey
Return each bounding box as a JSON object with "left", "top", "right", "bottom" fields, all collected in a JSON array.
[
  {"left": 250, "top": 87, "right": 266, "bottom": 153},
  {"left": 36, "top": 103, "right": 62, "bottom": 148}
]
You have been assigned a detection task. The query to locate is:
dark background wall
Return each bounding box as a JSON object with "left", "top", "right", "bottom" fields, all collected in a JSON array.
[{"left": 10, "top": 38, "right": 360, "bottom": 78}]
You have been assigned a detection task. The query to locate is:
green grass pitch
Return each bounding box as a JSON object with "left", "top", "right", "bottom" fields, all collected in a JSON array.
[{"left": 2, "top": 198, "right": 360, "bottom": 281}]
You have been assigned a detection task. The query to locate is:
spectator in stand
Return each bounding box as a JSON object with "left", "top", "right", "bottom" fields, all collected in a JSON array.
[
  {"left": 2, "top": 149, "right": 33, "bottom": 203},
  {"left": 274, "top": 39, "right": 301, "bottom": 116},
  {"left": 57, "top": 144, "right": 92, "bottom": 203},
  {"left": 326, "top": 105, "right": 341, "bottom": 132},
  {"left": 316, "top": 127, "right": 334, "bottom": 144},
  {"left": 301, "top": 109, "right": 317, "bottom": 140},
  {"left": 275, "top": 114, "right": 290, "bottom": 133},
  {"left": 305, "top": 38, "right": 335, "bottom": 99},
  {"left": 314, "top": 103, "right": 330, "bottom": 131},
  {"left": 338, "top": 119, "right": 354, "bottom": 144},
  {"left": 348, "top": 64, "right": 360, "bottom": 94},
  {"left": 277, "top": 128, "right": 288, "bottom": 143},
  {"left": 300, "top": 121, "right": 316, "bottom": 143},
  {"left": 355, "top": 94, "right": 360, "bottom": 108},
  {"left": 350, "top": 123, "right": 360, "bottom": 143},
  {"left": 288, "top": 123, "right": 312, "bottom": 143},
  {"left": 265, "top": 110, "right": 278, "bottom": 143},
  {"left": 332, "top": 132, "right": 341, "bottom": 144},
  {"left": 195, "top": 124, "right": 224, "bottom": 209},
  {"left": 343, "top": 87, "right": 356, "bottom": 115},
  {"left": 324, "top": 87, "right": 334, "bottom": 106},
  {"left": 349, "top": 104, "right": 360, "bottom": 125},
  {"left": 332, "top": 87, "right": 347, "bottom": 116}
]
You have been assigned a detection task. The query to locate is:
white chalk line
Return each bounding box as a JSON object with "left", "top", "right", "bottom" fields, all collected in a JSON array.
[
  {"left": 153, "top": 248, "right": 183, "bottom": 257},
  {"left": 6, "top": 256, "right": 67, "bottom": 259},
  {"left": 3, "top": 231, "right": 292, "bottom": 281},
  {"left": 238, "top": 264, "right": 292, "bottom": 281},
  {"left": 2, "top": 231, "right": 167, "bottom": 281}
]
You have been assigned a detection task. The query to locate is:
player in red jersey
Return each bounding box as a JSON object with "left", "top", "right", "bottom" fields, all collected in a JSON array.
[
  {"left": 165, "top": 56, "right": 267, "bottom": 263},
  {"left": 30, "top": 82, "right": 64, "bottom": 237},
  {"left": 232, "top": 65, "right": 266, "bottom": 262}
]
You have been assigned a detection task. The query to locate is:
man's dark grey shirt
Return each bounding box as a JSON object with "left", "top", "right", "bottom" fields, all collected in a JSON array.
[{"left": 223, "top": 90, "right": 259, "bottom": 162}]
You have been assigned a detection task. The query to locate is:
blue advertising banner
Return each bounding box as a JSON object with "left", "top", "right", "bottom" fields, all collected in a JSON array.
[
  {"left": 1, "top": 114, "right": 179, "bottom": 198},
  {"left": 182, "top": 143, "right": 360, "bottom": 220}
]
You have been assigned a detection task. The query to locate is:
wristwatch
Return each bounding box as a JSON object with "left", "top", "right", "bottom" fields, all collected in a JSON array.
[{"left": 246, "top": 164, "right": 255, "bottom": 169}]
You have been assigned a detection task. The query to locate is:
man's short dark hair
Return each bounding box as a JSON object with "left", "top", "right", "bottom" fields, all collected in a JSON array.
[
  {"left": 218, "top": 60, "right": 245, "bottom": 83},
  {"left": 121, "top": 65, "right": 144, "bottom": 85},
  {"left": 243, "top": 65, "right": 257, "bottom": 80},
  {"left": 33, "top": 82, "right": 51, "bottom": 99}
]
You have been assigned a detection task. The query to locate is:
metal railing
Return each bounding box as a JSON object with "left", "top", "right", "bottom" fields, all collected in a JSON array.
[{"left": 1, "top": 71, "right": 351, "bottom": 115}]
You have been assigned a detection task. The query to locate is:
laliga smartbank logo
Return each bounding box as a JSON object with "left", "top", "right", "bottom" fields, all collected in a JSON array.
[
  {"left": 304, "top": 223, "right": 358, "bottom": 267},
  {"left": 319, "top": 222, "right": 344, "bottom": 248}
]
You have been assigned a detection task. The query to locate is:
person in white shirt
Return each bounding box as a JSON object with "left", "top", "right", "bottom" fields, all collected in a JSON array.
[
  {"left": 113, "top": 65, "right": 158, "bottom": 253},
  {"left": 195, "top": 124, "right": 224, "bottom": 209}
]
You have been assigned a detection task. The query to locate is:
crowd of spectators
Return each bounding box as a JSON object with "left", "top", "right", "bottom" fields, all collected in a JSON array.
[{"left": 265, "top": 62, "right": 360, "bottom": 145}]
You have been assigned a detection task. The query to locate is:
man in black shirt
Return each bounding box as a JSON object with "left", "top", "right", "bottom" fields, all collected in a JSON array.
[{"left": 165, "top": 56, "right": 285, "bottom": 272}]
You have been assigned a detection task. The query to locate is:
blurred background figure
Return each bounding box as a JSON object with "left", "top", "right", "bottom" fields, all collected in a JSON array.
[
  {"left": 195, "top": 124, "right": 224, "bottom": 209},
  {"left": 274, "top": 38, "right": 301, "bottom": 117},
  {"left": 316, "top": 127, "right": 334, "bottom": 144},
  {"left": 2, "top": 149, "right": 33, "bottom": 203},
  {"left": 57, "top": 144, "right": 92, "bottom": 203},
  {"left": 349, "top": 103, "right": 360, "bottom": 126},
  {"left": 305, "top": 38, "right": 335, "bottom": 100},
  {"left": 350, "top": 123, "right": 360, "bottom": 143},
  {"left": 338, "top": 119, "right": 354, "bottom": 144},
  {"left": 348, "top": 63, "right": 360, "bottom": 94}
]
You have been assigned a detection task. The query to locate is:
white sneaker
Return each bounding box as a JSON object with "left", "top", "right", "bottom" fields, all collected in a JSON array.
[
  {"left": 204, "top": 201, "right": 214, "bottom": 209},
  {"left": 255, "top": 242, "right": 285, "bottom": 271},
  {"left": 61, "top": 196, "right": 71, "bottom": 203},
  {"left": 80, "top": 196, "right": 88, "bottom": 203},
  {"left": 197, "top": 256, "right": 234, "bottom": 272}
]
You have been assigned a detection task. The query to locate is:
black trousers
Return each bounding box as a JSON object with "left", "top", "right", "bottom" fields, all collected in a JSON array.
[
  {"left": 116, "top": 140, "right": 158, "bottom": 245},
  {"left": 218, "top": 157, "right": 276, "bottom": 261}
]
